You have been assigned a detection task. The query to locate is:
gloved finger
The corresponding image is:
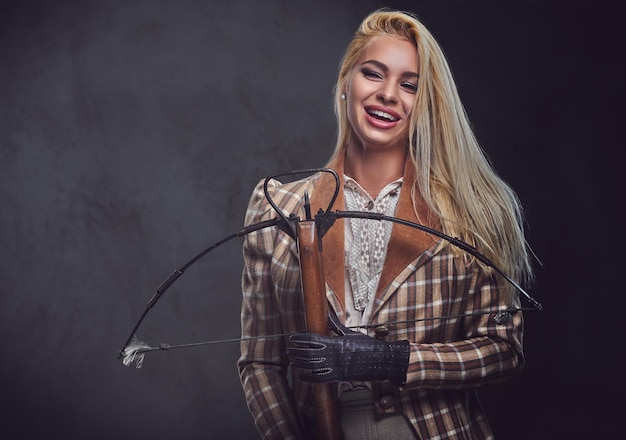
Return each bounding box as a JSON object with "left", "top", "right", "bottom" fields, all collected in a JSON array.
[
  {"left": 288, "top": 354, "right": 326, "bottom": 369},
  {"left": 288, "top": 333, "right": 327, "bottom": 348},
  {"left": 328, "top": 308, "right": 352, "bottom": 336},
  {"left": 286, "top": 345, "right": 325, "bottom": 359}
]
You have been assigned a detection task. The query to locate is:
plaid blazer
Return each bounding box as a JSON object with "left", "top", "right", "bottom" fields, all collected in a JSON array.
[{"left": 238, "top": 155, "right": 524, "bottom": 439}]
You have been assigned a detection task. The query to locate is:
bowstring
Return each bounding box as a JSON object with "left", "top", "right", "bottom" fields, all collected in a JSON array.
[{"left": 120, "top": 305, "right": 537, "bottom": 368}]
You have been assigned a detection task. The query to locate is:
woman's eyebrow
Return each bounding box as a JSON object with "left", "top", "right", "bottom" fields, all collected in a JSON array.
[{"left": 361, "top": 59, "right": 419, "bottom": 78}]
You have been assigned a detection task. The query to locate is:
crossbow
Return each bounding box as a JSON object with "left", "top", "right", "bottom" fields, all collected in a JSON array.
[{"left": 118, "top": 168, "right": 542, "bottom": 440}]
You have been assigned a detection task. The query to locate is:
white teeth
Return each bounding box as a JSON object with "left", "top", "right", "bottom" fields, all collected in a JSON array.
[{"left": 369, "top": 109, "right": 398, "bottom": 121}]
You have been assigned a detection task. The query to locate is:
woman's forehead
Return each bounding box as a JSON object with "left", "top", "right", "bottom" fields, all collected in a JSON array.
[{"left": 358, "top": 35, "right": 419, "bottom": 73}]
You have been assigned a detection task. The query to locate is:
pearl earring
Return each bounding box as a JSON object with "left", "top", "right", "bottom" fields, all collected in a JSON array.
[{"left": 340, "top": 93, "right": 346, "bottom": 100}]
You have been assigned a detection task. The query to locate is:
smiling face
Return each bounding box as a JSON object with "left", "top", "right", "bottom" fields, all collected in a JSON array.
[{"left": 345, "top": 35, "right": 419, "bottom": 153}]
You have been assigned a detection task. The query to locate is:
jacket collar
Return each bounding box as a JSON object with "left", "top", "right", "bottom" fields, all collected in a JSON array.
[{"left": 309, "top": 152, "right": 440, "bottom": 310}]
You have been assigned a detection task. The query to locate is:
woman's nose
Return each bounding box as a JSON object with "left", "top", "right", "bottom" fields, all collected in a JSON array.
[{"left": 377, "top": 82, "right": 398, "bottom": 104}]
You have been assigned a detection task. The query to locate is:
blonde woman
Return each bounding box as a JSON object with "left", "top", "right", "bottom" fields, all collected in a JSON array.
[{"left": 239, "top": 9, "right": 534, "bottom": 440}]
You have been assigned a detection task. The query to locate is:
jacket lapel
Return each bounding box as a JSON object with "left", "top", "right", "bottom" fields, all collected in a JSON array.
[
  {"left": 374, "top": 159, "right": 440, "bottom": 305},
  {"left": 309, "top": 155, "right": 346, "bottom": 310}
]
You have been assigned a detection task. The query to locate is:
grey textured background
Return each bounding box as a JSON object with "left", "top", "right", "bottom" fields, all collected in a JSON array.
[{"left": 1, "top": 1, "right": 623, "bottom": 438}]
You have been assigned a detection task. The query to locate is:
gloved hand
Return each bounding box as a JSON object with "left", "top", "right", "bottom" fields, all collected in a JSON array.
[{"left": 287, "top": 309, "right": 410, "bottom": 386}]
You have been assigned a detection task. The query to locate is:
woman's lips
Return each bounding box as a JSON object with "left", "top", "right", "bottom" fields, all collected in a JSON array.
[{"left": 364, "top": 105, "right": 401, "bottom": 128}]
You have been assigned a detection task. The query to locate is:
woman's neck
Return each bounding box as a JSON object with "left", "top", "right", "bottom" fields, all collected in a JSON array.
[{"left": 344, "top": 142, "right": 407, "bottom": 199}]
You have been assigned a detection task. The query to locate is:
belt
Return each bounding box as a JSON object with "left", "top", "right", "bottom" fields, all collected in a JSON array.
[
  {"left": 339, "top": 383, "right": 402, "bottom": 417},
  {"left": 339, "top": 389, "right": 376, "bottom": 412}
]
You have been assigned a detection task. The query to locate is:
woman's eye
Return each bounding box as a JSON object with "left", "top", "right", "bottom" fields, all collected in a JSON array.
[
  {"left": 401, "top": 82, "right": 418, "bottom": 93},
  {"left": 361, "top": 68, "right": 382, "bottom": 80}
]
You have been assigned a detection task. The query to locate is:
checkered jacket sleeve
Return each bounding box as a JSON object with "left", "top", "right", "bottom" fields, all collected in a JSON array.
[
  {"left": 396, "top": 251, "right": 525, "bottom": 389},
  {"left": 237, "top": 178, "right": 312, "bottom": 440}
]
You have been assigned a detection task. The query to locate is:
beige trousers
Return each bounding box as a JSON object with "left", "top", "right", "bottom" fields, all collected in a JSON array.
[{"left": 339, "top": 389, "right": 418, "bottom": 440}]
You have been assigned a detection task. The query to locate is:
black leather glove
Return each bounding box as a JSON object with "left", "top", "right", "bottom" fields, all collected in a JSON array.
[{"left": 287, "top": 310, "right": 410, "bottom": 386}]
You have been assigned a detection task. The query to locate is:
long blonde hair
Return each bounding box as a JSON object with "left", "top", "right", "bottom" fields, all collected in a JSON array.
[{"left": 330, "top": 9, "right": 533, "bottom": 286}]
